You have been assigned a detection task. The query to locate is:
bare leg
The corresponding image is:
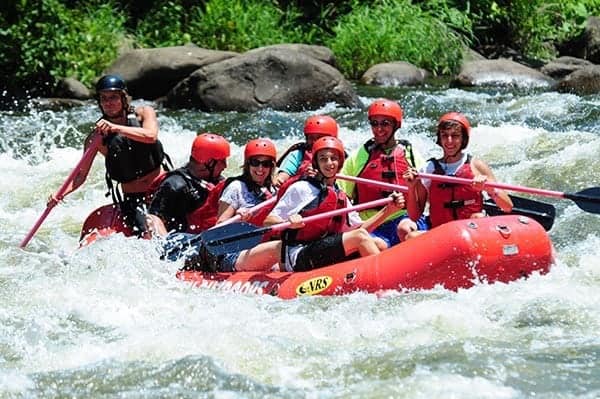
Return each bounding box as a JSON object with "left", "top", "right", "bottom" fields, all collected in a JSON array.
[
  {"left": 342, "top": 228, "right": 380, "bottom": 257},
  {"left": 234, "top": 241, "right": 282, "bottom": 272},
  {"left": 397, "top": 218, "right": 422, "bottom": 242},
  {"left": 373, "top": 237, "right": 388, "bottom": 251}
]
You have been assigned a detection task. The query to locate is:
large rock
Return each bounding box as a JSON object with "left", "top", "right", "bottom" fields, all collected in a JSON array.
[
  {"left": 453, "top": 59, "right": 556, "bottom": 88},
  {"left": 104, "top": 45, "right": 238, "bottom": 100},
  {"left": 164, "top": 47, "right": 361, "bottom": 112},
  {"left": 541, "top": 56, "right": 593, "bottom": 79},
  {"left": 557, "top": 65, "right": 600, "bottom": 95},
  {"left": 54, "top": 77, "right": 92, "bottom": 99},
  {"left": 245, "top": 43, "right": 336, "bottom": 66},
  {"left": 360, "top": 62, "right": 429, "bottom": 86}
]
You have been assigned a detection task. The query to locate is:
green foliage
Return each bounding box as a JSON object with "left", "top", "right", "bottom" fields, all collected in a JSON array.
[
  {"left": 187, "top": 0, "right": 305, "bottom": 52},
  {"left": 1, "top": 0, "right": 600, "bottom": 96},
  {"left": 466, "top": 0, "right": 600, "bottom": 60},
  {"left": 328, "top": 0, "right": 469, "bottom": 79},
  {"left": 0, "top": 0, "right": 126, "bottom": 90},
  {"left": 135, "top": 0, "right": 192, "bottom": 48}
]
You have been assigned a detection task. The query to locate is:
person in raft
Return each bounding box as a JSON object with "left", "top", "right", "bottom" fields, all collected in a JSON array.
[
  {"left": 147, "top": 133, "right": 230, "bottom": 236},
  {"left": 215, "top": 138, "right": 278, "bottom": 226},
  {"left": 263, "top": 136, "right": 406, "bottom": 272},
  {"left": 401, "top": 112, "right": 513, "bottom": 238},
  {"left": 274, "top": 114, "right": 339, "bottom": 186},
  {"left": 180, "top": 136, "right": 405, "bottom": 273},
  {"left": 338, "top": 98, "right": 428, "bottom": 247},
  {"left": 48, "top": 74, "right": 170, "bottom": 237}
]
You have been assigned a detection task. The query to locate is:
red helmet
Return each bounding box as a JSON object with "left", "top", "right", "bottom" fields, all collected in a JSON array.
[
  {"left": 244, "top": 138, "right": 276, "bottom": 161},
  {"left": 368, "top": 99, "right": 403, "bottom": 126},
  {"left": 312, "top": 136, "right": 345, "bottom": 170},
  {"left": 437, "top": 112, "right": 471, "bottom": 149},
  {"left": 191, "top": 133, "right": 230, "bottom": 163},
  {"left": 303, "top": 115, "right": 338, "bottom": 137}
]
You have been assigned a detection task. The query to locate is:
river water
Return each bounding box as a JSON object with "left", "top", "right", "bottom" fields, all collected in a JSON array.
[{"left": 1, "top": 86, "right": 599, "bottom": 398}]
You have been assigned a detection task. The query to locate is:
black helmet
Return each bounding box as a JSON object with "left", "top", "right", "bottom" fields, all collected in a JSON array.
[{"left": 96, "top": 75, "right": 127, "bottom": 93}]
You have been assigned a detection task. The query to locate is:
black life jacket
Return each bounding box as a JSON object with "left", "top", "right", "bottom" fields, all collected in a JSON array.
[{"left": 103, "top": 112, "right": 168, "bottom": 183}]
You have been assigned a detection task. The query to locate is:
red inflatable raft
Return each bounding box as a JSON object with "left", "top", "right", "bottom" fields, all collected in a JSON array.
[
  {"left": 79, "top": 205, "right": 554, "bottom": 298},
  {"left": 176, "top": 214, "right": 554, "bottom": 299}
]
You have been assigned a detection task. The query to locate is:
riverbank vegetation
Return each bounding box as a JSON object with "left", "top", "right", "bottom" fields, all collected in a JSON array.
[{"left": 1, "top": 0, "right": 599, "bottom": 95}]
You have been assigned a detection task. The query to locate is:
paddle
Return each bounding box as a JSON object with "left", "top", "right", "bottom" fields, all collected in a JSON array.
[
  {"left": 418, "top": 172, "right": 600, "bottom": 215},
  {"left": 482, "top": 195, "right": 555, "bottom": 231},
  {"left": 210, "top": 196, "right": 278, "bottom": 228},
  {"left": 336, "top": 173, "right": 556, "bottom": 231},
  {"left": 199, "top": 197, "right": 393, "bottom": 257},
  {"left": 19, "top": 134, "right": 103, "bottom": 248}
]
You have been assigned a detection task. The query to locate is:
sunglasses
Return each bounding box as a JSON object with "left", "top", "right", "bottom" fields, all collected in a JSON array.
[
  {"left": 249, "top": 158, "right": 274, "bottom": 168},
  {"left": 369, "top": 119, "right": 394, "bottom": 128}
]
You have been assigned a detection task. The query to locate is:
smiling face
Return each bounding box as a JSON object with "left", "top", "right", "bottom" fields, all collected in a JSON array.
[
  {"left": 369, "top": 116, "right": 396, "bottom": 147},
  {"left": 316, "top": 149, "right": 341, "bottom": 179},
  {"left": 247, "top": 156, "right": 274, "bottom": 186},
  {"left": 438, "top": 123, "right": 465, "bottom": 160}
]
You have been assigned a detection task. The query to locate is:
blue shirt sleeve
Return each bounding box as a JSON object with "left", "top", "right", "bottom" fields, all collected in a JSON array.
[{"left": 277, "top": 149, "right": 303, "bottom": 176}]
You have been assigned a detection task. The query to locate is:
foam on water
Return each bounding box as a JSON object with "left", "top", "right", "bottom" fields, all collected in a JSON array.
[{"left": 2, "top": 89, "right": 600, "bottom": 397}]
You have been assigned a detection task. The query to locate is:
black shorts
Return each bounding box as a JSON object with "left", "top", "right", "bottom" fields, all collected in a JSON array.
[{"left": 294, "top": 233, "right": 355, "bottom": 272}]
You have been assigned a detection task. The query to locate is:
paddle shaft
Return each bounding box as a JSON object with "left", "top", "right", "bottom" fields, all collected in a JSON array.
[
  {"left": 206, "top": 197, "right": 393, "bottom": 246},
  {"left": 418, "top": 172, "right": 600, "bottom": 214},
  {"left": 19, "top": 134, "right": 102, "bottom": 248},
  {"left": 420, "top": 172, "right": 568, "bottom": 199},
  {"left": 212, "top": 196, "right": 278, "bottom": 227},
  {"left": 336, "top": 172, "right": 557, "bottom": 230},
  {"left": 337, "top": 174, "right": 408, "bottom": 193}
]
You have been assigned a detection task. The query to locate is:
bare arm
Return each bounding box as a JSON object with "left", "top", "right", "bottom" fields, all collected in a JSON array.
[
  {"left": 358, "top": 192, "right": 406, "bottom": 232},
  {"left": 263, "top": 213, "right": 285, "bottom": 227},
  {"left": 216, "top": 201, "right": 237, "bottom": 224},
  {"left": 472, "top": 159, "right": 513, "bottom": 212},
  {"left": 95, "top": 105, "right": 159, "bottom": 144},
  {"left": 403, "top": 168, "right": 428, "bottom": 220}
]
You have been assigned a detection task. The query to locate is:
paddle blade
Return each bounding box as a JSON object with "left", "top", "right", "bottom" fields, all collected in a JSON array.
[
  {"left": 484, "top": 194, "right": 556, "bottom": 231},
  {"left": 566, "top": 187, "right": 600, "bottom": 214},
  {"left": 199, "top": 222, "right": 269, "bottom": 257}
]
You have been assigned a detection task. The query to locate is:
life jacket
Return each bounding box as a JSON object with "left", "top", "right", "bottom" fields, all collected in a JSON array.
[
  {"left": 355, "top": 139, "right": 414, "bottom": 203},
  {"left": 281, "top": 177, "right": 348, "bottom": 244},
  {"left": 428, "top": 154, "right": 484, "bottom": 227},
  {"left": 276, "top": 142, "right": 313, "bottom": 176},
  {"left": 103, "top": 109, "right": 172, "bottom": 204},
  {"left": 103, "top": 112, "right": 168, "bottom": 183},
  {"left": 186, "top": 178, "right": 226, "bottom": 234},
  {"left": 220, "top": 174, "right": 277, "bottom": 226}
]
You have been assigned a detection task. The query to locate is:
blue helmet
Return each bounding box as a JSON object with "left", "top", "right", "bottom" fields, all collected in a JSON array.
[{"left": 96, "top": 75, "right": 127, "bottom": 93}]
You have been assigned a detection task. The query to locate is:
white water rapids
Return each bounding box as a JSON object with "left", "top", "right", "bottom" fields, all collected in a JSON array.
[{"left": 1, "top": 87, "right": 599, "bottom": 398}]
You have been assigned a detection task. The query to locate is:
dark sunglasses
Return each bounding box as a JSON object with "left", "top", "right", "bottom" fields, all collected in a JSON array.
[
  {"left": 369, "top": 119, "right": 394, "bottom": 128},
  {"left": 248, "top": 158, "right": 274, "bottom": 168}
]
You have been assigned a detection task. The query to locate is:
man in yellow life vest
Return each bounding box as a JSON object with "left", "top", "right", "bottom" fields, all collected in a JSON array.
[{"left": 338, "top": 98, "right": 429, "bottom": 247}]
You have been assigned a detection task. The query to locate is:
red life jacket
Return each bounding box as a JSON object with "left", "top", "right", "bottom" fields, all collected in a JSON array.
[
  {"left": 186, "top": 179, "right": 226, "bottom": 233},
  {"left": 247, "top": 187, "right": 276, "bottom": 226},
  {"left": 276, "top": 142, "right": 313, "bottom": 176},
  {"left": 281, "top": 177, "right": 348, "bottom": 243},
  {"left": 356, "top": 139, "right": 413, "bottom": 203},
  {"left": 428, "top": 154, "right": 484, "bottom": 227}
]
